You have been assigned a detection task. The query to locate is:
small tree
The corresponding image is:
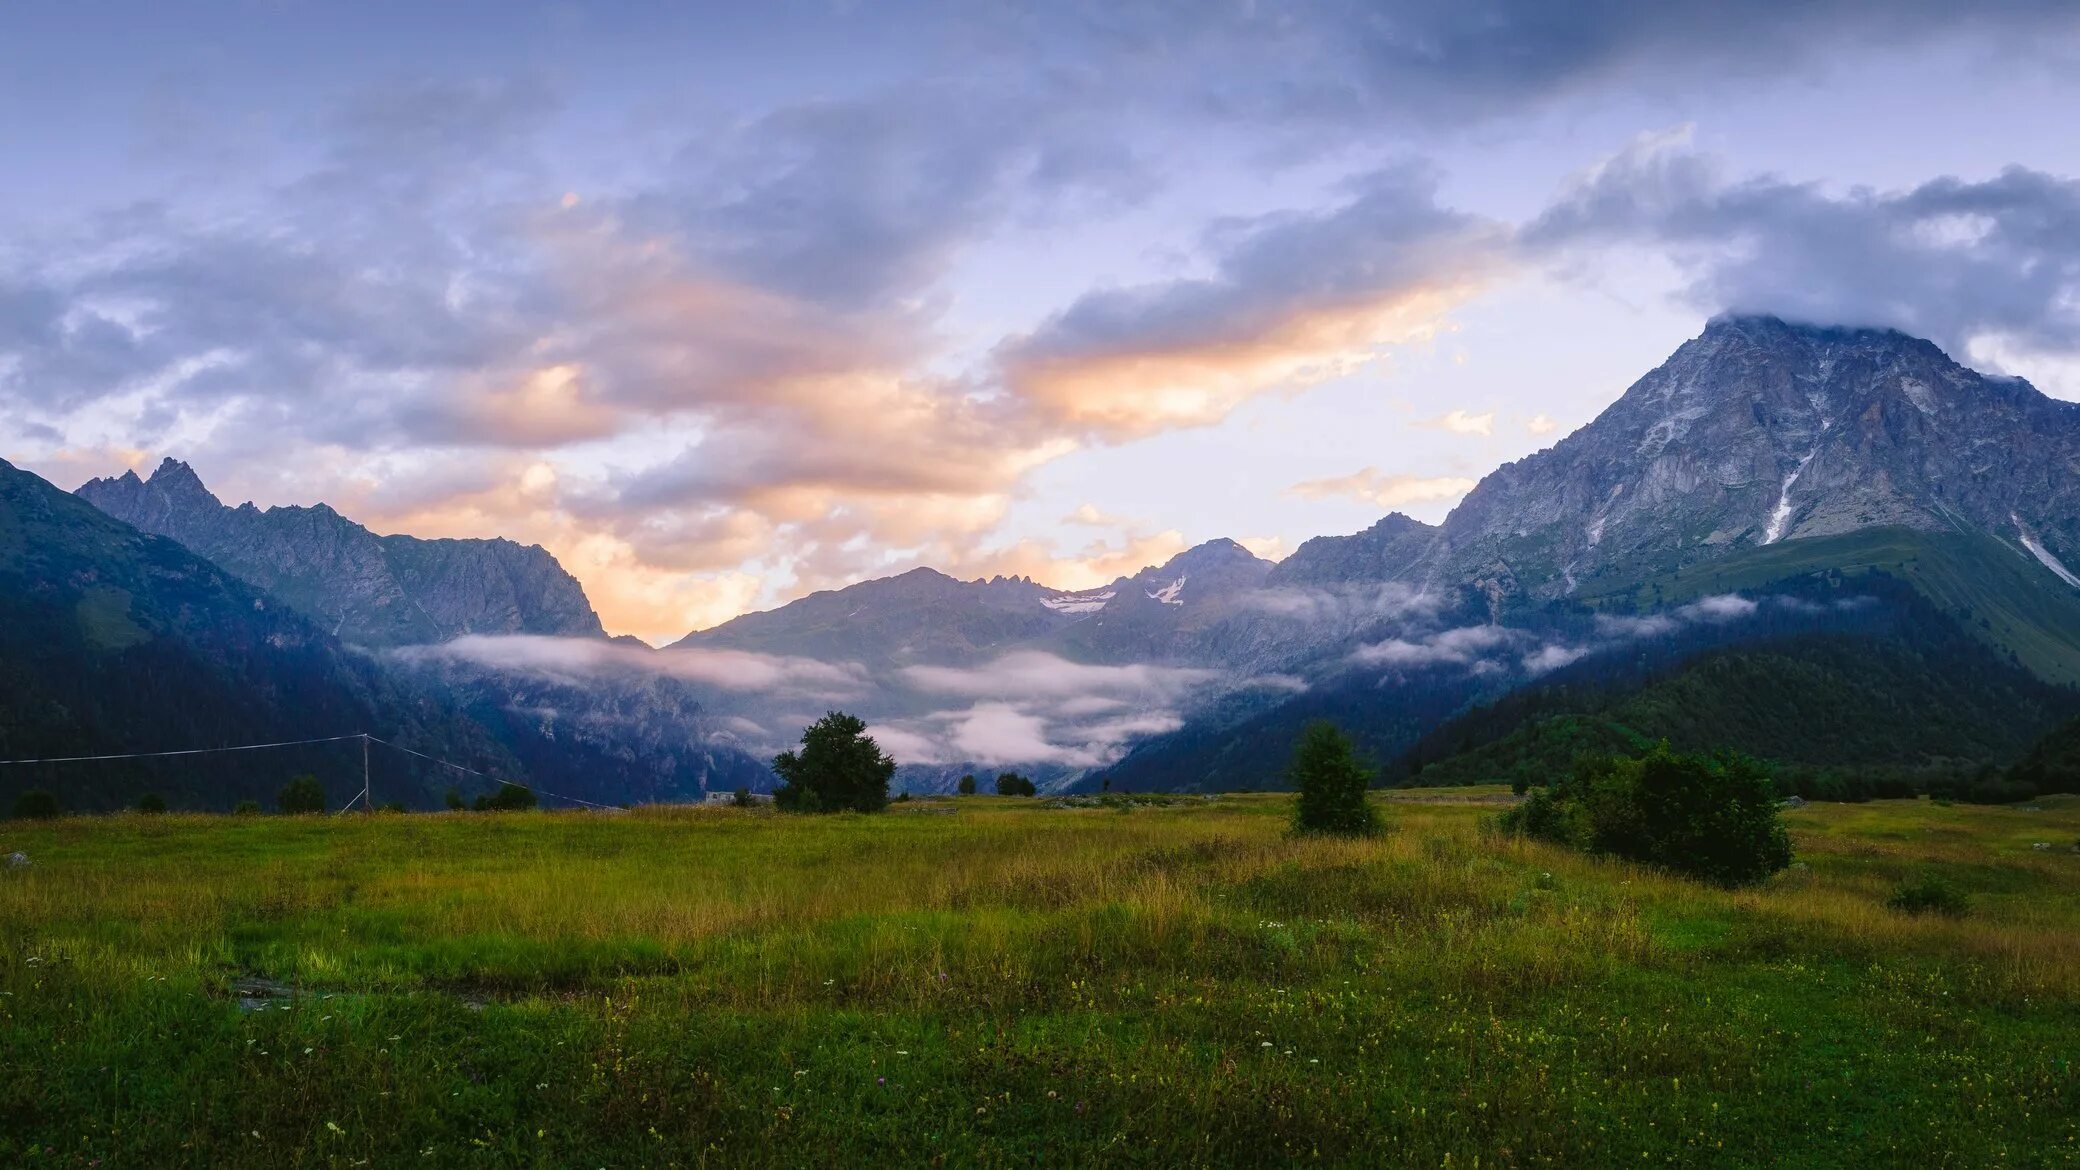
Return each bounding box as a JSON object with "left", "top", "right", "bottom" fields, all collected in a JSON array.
[
  {"left": 957, "top": 773, "right": 977, "bottom": 796},
  {"left": 1503, "top": 744, "right": 1792, "bottom": 887},
  {"left": 774, "top": 712, "right": 895, "bottom": 814},
  {"left": 232, "top": 799, "right": 262, "bottom": 816},
  {"left": 11, "top": 789, "right": 59, "bottom": 820},
  {"left": 278, "top": 775, "right": 326, "bottom": 815},
  {"left": 1288, "top": 721, "right": 1380, "bottom": 836},
  {"left": 474, "top": 783, "right": 539, "bottom": 812},
  {"left": 994, "top": 772, "right": 1036, "bottom": 797},
  {"left": 444, "top": 787, "right": 466, "bottom": 811},
  {"left": 134, "top": 792, "right": 168, "bottom": 814},
  {"left": 731, "top": 785, "right": 754, "bottom": 808}
]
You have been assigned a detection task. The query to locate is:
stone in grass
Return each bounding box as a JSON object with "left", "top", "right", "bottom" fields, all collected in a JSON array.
[
  {"left": 1779, "top": 795, "right": 1807, "bottom": 809},
  {"left": 4, "top": 851, "right": 27, "bottom": 868}
]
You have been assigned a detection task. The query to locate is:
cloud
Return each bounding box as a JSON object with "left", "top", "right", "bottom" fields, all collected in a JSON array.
[
  {"left": 901, "top": 650, "right": 1217, "bottom": 702},
  {"left": 1524, "top": 131, "right": 2080, "bottom": 367},
  {"left": 1415, "top": 409, "right": 1495, "bottom": 436},
  {"left": 1525, "top": 413, "right": 1560, "bottom": 436},
  {"left": 994, "top": 164, "right": 1511, "bottom": 440},
  {"left": 1351, "top": 624, "right": 1516, "bottom": 668},
  {"left": 394, "top": 635, "right": 868, "bottom": 700},
  {"left": 1522, "top": 644, "right": 1589, "bottom": 675},
  {"left": 1288, "top": 468, "right": 1479, "bottom": 509}
]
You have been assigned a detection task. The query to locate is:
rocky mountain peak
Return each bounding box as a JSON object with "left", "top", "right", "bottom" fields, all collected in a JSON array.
[
  {"left": 78, "top": 459, "right": 606, "bottom": 646},
  {"left": 1425, "top": 318, "right": 2080, "bottom": 603}
]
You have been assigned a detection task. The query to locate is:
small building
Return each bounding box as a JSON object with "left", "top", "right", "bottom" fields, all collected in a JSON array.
[{"left": 703, "top": 790, "right": 774, "bottom": 806}]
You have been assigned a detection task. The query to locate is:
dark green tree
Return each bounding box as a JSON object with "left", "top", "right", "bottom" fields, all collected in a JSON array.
[
  {"left": 134, "top": 792, "right": 167, "bottom": 814},
  {"left": 473, "top": 783, "right": 539, "bottom": 812},
  {"left": 444, "top": 787, "right": 466, "bottom": 811},
  {"left": 773, "top": 712, "right": 895, "bottom": 814},
  {"left": 994, "top": 772, "right": 1036, "bottom": 796},
  {"left": 231, "top": 800, "right": 262, "bottom": 816},
  {"left": 1288, "top": 721, "right": 1380, "bottom": 836},
  {"left": 278, "top": 775, "right": 326, "bottom": 815},
  {"left": 11, "top": 789, "right": 59, "bottom": 820},
  {"left": 957, "top": 773, "right": 977, "bottom": 796},
  {"left": 1504, "top": 743, "right": 1792, "bottom": 887}
]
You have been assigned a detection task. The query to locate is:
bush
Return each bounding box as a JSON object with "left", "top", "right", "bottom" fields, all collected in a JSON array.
[
  {"left": 444, "top": 787, "right": 466, "bottom": 811},
  {"left": 994, "top": 772, "right": 1037, "bottom": 797},
  {"left": 731, "top": 786, "right": 753, "bottom": 808},
  {"left": 11, "top": 789, "right": 59, "bottom": 820},
  {"left": 1288, "top": 721, "right": 1381, "bottom": 837},
  {"left": 1502, "top": 744, "right": 1791, "bottom": 887},
  {"left": 1886, "top": 872, "right": 1970, "bottom": 916},
  {"left": 231, "top": 800, "right": 262, "bottom": 816},
  {"left": 473, "top": 783, "right": 539, "bottom": 812},
  {"left": 278, "top": 775, "right": 327, "bottom": 815},
  {"left": 773, "top": 712, "right": 895, "bottom": 814},
  {"left": 135, "top": 793, "right": 167, "bottom": 814},
  {"left": 957, "top": 774, "right": 977, "bottom": 796}
]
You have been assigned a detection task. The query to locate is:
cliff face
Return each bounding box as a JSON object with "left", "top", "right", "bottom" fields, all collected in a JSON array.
[{"left": 79, "top": 460, "right": 605, "bottom": 647}]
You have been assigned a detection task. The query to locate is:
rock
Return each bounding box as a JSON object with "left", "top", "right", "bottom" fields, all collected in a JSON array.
[
  {"left": 2032, "top": 842, "right": 2052, "bottom": 851},
  {"left": 1780, "top": 795, "right": 1808, "bottom": 808},
  {"left": 5, "top": 851, "right": 28, "bottom": 868}
]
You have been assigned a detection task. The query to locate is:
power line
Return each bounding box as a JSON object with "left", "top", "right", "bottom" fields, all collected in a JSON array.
[
  {"left": 366, "top": 736, "right": 622, "bottom": 810},
  {"left": 0, "top": 733, "right": 368, "bottom": 767},
  {"left": 0, "top": 730, "right": 626, "bottom": 812}
]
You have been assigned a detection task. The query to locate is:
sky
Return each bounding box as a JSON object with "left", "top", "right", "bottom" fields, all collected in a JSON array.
[{"left": 5, "top": 1, "right": 2080, "bottom": 644}]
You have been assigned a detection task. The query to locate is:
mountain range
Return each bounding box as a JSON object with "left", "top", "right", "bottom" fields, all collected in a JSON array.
[
  {"left": 80, "top": 459, "right": 604, "bottom": 647},
  {"left": 18, "top": 313, "right": 2080, "bottom": 806}
]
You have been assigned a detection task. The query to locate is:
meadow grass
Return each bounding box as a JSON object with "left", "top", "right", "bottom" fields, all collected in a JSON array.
[{"left": 1, "top": 792, "right": 2075, "bottom": 1166}]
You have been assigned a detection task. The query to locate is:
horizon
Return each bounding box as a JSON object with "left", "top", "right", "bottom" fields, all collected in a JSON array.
[{"left": 7, "top": 5, "right": 2080, "bottom": 642}]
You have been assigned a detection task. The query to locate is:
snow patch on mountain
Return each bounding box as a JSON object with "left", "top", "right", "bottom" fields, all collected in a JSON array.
[
  {"left": 1041, "top": 590, "right": 1114, "bottom": 614},
  {"left": 1147, "top": 575, "right": 1187, "bottom": 605}
]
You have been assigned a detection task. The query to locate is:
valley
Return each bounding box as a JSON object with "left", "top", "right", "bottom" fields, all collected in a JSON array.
[{"left": 2, "top": 793, "right": 2074, "bottom": 1166}]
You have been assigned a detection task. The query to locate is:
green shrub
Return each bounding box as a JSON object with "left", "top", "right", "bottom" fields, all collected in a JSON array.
[
  {"left": 957, "top": 774, "right": 977, "bottom": 796},
  {"left": 278, "top": 775, "right": 326, "bottom": 815},
  {"left": 773, "top": 712, "right": 894, "bottom": 814},
  {"left": 1886, "top": 873, "right": 1970, "bottom": 916},
  {"left": 1501, "top": 744, "right": 1791, "bottom": 887},
  {"left": 134, "top": 792, "right": 167, "bottom": 814},
  {"left": 1288, "top": 721, "right": 1381, "bottom": 837},
  {"left": 731, "top": 786, "right": 754, "bottom": 808},
  {"left": 473, "top": 783, "right": 539, "bottom": 812},
  {"left": 231, "top": 800, "right": 262, "bottom": 816},
  {"left": 10, "top": 789, "right": 59, "bottom": 820},
  {"left": 994, "top": 772, "right": 1037, "bottom": 797},
  {"left": 444, "top": 787, "right": 466, "bottom": 811}
]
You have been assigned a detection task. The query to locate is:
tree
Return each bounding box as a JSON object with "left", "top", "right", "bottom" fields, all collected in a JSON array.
[
  {"left": 731, "top": 785, "right": 754, "bottom": 808},
  {"left": 994, "top": 772, "right": 1036, "bottom": 797},
  {"left": 134, "top": 792, "right": 167, "bottom": 814},
  {"left": 278, "top": 775, "right": 326, "bottom": 815},
  {"left": 773, "top": 712, "right": 895, "bottom": 814},
  {"left": 474, "top": 783, "right": 539, "bottom": 812},
  {"left": 957, "top": 773, "right": 977, "bottom": 796},
  {"left": 1503, "top": 743, "right": 1792, "bottom": 887},
  {"left": 444, "top": 787, "right": 466, "bottom": 811},
  {"left": 231, "top": 800, "right": 262, "bottom": 816},
  {"left": 10, "top": 790, "right": 59, "bottom": 820},
  {"left": 1288, "top": 721, "right": 1380, "bottom": 836}
]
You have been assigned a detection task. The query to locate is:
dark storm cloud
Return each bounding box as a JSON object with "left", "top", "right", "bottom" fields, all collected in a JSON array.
[{"left": 1522, "top": 135, "right": 2080, "bottom": 358}]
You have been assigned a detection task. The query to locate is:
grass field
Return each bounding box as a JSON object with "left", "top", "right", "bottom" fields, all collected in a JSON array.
[{"left": 2, "top": 792, "right": 2076, "bottom": 1167}]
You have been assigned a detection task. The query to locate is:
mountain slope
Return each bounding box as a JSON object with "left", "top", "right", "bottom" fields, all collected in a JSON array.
[
  {"left": 79, "top": 459, "right": 604, "bottom": 647},
  {"left": 1397, "top": 586, "right": 2078, "bottom": 792},
  {"left": 0, "top": 458, "right": 520, "bottom": 811}
]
